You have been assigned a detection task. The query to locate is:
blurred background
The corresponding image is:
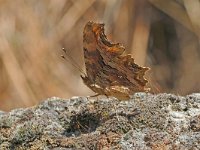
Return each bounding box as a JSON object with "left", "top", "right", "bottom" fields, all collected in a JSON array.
[{"left": 0, "top": 0, "right": 200, "bottom": 111}]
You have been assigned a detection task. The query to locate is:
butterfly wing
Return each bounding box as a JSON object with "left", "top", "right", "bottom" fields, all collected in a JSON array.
[{"left": 82, "top": 21, "right": 149, "bottom": 99}]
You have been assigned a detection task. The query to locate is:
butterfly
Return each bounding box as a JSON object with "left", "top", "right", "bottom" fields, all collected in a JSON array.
[{"left": 62, "top": 21, "right": 150, "bottom": 100}]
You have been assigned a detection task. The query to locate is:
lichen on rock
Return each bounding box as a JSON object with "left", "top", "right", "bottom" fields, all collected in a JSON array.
[{"left": 0, "top": 93, "right": 200, "bottom": 149}]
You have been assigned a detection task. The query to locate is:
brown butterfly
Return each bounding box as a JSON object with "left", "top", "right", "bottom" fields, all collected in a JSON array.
[{"left": 62, "top": 21, "right": 150, "bottom": 100}]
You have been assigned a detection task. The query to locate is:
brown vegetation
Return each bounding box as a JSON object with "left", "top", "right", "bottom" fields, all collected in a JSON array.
[{"left": 0, "top": 0, "right": 200, "bottom": 110}]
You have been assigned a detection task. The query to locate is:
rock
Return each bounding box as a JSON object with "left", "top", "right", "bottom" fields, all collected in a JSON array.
[{"left": 0, "top": 93, "right": 200, "bottom": 149}]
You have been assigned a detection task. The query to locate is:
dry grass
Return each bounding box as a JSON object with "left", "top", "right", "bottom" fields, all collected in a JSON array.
[{"left": 0, "top": 0, "right": 200, "bottom": 111}]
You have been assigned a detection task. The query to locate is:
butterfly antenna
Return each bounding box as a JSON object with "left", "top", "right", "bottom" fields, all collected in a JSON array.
[{"left": 61, "top": 48, "right": 86, "bottom": 76}]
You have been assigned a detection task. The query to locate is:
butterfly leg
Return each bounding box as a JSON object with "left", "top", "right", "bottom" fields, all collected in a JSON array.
[
  {"left": 90, "top": 93, "right": 100, "bottom": 97},
  {"left": 86, "top": 94, "right": 100, "bottom": 101}
]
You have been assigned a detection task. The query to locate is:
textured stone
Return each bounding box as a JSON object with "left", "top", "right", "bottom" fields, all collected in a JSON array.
[{"left": 0, "top": 93, "right": 200, "bottom": 149}]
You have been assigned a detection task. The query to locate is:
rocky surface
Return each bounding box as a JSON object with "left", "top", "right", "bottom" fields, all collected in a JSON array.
[{"left": 0, "top": 93, "right": 200, "bottom": 149}]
